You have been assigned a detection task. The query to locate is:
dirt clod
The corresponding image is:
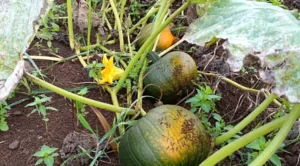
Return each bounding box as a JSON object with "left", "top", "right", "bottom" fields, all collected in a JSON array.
[
  {"left": 9, "top": 140, "right": 20, "bottom": 150},
  {"left": 60, "top": 131, "right": 97, "bottom": 166},
  {"left": 12, "top": 111, "right": 22, "bottom": 116}
]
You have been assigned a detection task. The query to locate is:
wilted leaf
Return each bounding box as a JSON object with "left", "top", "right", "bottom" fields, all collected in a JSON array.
[
  {"left": 0, "top": 0, "right": 53, "bottom": 101},
  {"left": 184, "top": 0, "right": 300, "bottom": 103},
  {"left": 90, "top": 106, "right": 117, "bottom": 150}
]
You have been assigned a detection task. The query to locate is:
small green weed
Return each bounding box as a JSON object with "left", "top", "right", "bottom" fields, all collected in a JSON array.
[
  {"left": 75, "top": 87, "right": 89, "bottom": 115},
  {"left": 245, "top": 136, "right": 284, "bottom": 166},
  {"left": 36, "top": 3, "right": 67, "bottom": 47},
  {"left": 186, "top": 84, "right": 239, "bottom": 139},
  {"left": 26, "top": 95, "right": 57, "bottom": 131},
  {"left": 0, "top": 101, "right": 10, "bottom": 131},
  {"left": 33, "top": 145, "right": 59, "bottom": 166},
  {"left": 129, "top": 1, "right": 147, "bottom": 23},
  {"left": 86, "top": 60, "right": 104, "bottom": 82},
  {"left": 186, "top": 84, "right": 221, "bottom": 113}
]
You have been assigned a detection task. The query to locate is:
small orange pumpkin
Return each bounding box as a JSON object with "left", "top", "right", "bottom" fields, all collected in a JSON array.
[
  {"left": 136, "top": 24, "right": 177, "bottom": 51},
  {"left": 156, "top": 26, "right": 177, "bottom": 51}
]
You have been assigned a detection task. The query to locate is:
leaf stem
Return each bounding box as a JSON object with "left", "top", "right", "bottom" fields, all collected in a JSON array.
[
  {"left": 119, "top": 0, "right": 127, "bottom": 26},
  {"left": 67, "top": 0, "right": 75, "bottom": 49},
  {"left": 129, "top": 7, "right": 159, "bottom": 34},
  {"left": 200, "top": 113, "right": 296, "bottom": 166},
  {"left": 87, "top": 0, "right": 92, "bottom": 63},
  {"left": 136, "top": 59, "right": 148, "bottom": 114},
  {"left": 158, "top": 38, "right": 185, "bottom": 57},
  {"left": 108, "top": 0, "right": 124, "bottom": 52},
  {"left": 25, "top": 72, "right": 134, "bottom": 114},
  {"left": 215, "top": 94, "right": 277, "bottom": 145},
  {"left": 110, "top": 90, "right": 125, "bottom": 135},
  {"left": 198, "top": 71, "right": 260, "bottom": 94},
  {"left": 126, "top": 79, "right": 132, "bottom": 107},
  {"left": 23, "top": 56, "right": 63, "bottom": 62},
  {"left": 249, "top": 104, "right": 300, "bottom": 166}
]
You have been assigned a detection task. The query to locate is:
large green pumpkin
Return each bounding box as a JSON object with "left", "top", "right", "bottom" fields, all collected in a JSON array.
[
  {"left": 143, "top": 51, "right": 198, "bottom": 103},
  {"left": 119, "top": 105, "right": 212, "bottom": 166}
]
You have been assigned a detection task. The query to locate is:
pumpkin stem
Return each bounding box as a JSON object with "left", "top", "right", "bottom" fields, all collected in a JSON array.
[{"left": 215, "top": 94, "right": 277, "bottom": 145}]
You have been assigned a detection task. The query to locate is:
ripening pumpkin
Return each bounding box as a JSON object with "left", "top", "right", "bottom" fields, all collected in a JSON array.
[
  {"left": 119, "top": 105, "right": 213, "bottom": 166},
  {"left": 136, "top": 23, "right": 177, "bottom": 51},
  {"left": 143, "top": 51, "right": 198, "bottom": 103}
]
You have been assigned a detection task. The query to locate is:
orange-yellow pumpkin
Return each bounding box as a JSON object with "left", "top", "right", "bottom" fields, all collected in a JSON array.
[
  {"left": 136, "top": 23, "right": 177, "bottom": 51},
  {"left": 119, "top": 105, "right": 212, "bottom": 166}
]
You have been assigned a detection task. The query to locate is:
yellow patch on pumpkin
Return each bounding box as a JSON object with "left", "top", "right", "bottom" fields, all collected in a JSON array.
[{"left": 156, "top": 110, "right": 199, "bottom": 162}]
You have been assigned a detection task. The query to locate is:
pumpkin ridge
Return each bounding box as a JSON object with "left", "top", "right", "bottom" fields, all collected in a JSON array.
[
  {"left": 127, "top": 129, "right": 143, "bottom": 166},
  {"left": 137, "top": 122, "right": 162, "bottom": 165},
  {"left": 143, "top": 114, "right": 165, "bottom": 134}
]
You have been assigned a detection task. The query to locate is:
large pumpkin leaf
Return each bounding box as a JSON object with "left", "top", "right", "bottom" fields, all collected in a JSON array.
[
  {"left": 0, "top": 0, "right": 53, "bottom": 101},
  {"left": 184, "top": 0, "right": 300, "bottom": 103}
]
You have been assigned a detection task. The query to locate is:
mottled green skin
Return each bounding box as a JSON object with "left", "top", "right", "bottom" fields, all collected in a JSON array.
[
  {"left": 143, "top": 51, "right": 198, "bottom": 103},
  {"left": 119, "top": 105, "right": 212, "bottom": 166}
]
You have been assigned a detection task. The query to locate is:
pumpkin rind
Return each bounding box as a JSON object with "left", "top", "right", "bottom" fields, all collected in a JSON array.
[
  {"left": 143, "top": 51, "right": 198, "bottom": 103},
  {"left": 119, "top": 105, "right": 212, "bottom": 166}
]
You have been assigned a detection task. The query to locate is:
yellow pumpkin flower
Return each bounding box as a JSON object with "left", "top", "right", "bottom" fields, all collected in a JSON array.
[{"left": 99, "top": 55, "right": 124, "bottom": 85}]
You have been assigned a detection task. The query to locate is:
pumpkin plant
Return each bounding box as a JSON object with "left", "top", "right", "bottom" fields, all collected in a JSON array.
[{"left": 3, "top": 0, "right": 300, "bottom": 165}]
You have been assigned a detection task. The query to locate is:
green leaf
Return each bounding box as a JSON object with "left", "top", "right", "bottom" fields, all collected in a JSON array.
[
  {"left": 184, "top": 0, "right": 300, "bottom": 103},
  {"left": 200, "top": 102, "right": 211, "bottom": 113},
  {"left": 50, "top": 22, "right": 60, "bottom": 32},
  {"left": 0, "top": 0, "right": 53, "bottom": 102},
  {"left": 25, "top": 101, "right": 37, "bottom": 107},
  {"left": 44, "top": 156, "right": 54, "bottom": 166},
  {"left": 78, "top": 87, "right": 88, "bottom": 96},
  {"left": 246, "top": 139, "right": 262, "bottom": 151},
  {"left": 39, "top": 105, "right": 47, "bottom": 116},
  {"left": 0, "top": 122, "right": 8, "bottom": 131},
  {"left": 78, "top": 114, "right": 95, "bottom": 134},
  {"left": 212, "top": 113, "right": 222, "bottom": 121},
  {"left": 35, "top": 158, "right": 44, "bottom": 165},
  {"left": 46, "top": 147, "right": 58, "bottom": 154},
  {"left": 33, "top": 151, "right": 46, "bottom": 157},
  {"left": 270, "top": 154, "right": 282, "bottom": 166},
  {"left": 51, "top": 153, "right": 59, "bottom": 157}
]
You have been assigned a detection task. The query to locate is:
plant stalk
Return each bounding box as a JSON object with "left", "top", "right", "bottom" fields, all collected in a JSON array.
[
  {"left": 126, "top": 79, "right": 132, "bottom": 107},
  {"left": 158, "top": 38, "right": 185, "bottom": 57},
  {"left": 67, "top": 0, "right": 75, "bottom": 49},
  {"left": 198, "top": 71, "right": 260, "bottom": 94},
  {"left": 216, "top": 94, "right": 277, "bottom": 145},
  {"left": 249, "top": 104, "right": 300, "bottom": 166},
  {"left": 23, "top": 56, "right": 63, "bottom": 62},
  {"left": 110, "top": 90, "right": 125, "bottom": 135},
  {"left": 87, "top": 0, "right": 92, "bottom": 63},
  {"left": 25, "top": 72, "right": 133, "bottom": 114},
  {"left": 136, "top": 59, "right": 148, "bottom": 114},
  {"left": 129, "top": 7, "right": 159, "bottom": 34},
  {"left": 108, "top": 0, "right": 124, "bottom": 52},
  {"left": 119, "top": 0, "right": 127, "bottom": 26},
  {"left": 200, "top": 113, "right": 295, "bottom": 166}
]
